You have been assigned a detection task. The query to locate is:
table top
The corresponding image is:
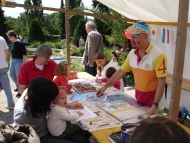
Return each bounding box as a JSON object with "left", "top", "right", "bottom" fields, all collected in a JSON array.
[{"left": 71, "top": 72, "right": 190, "bottom": 143}]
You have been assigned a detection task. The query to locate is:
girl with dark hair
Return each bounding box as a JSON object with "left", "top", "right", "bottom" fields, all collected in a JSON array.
[
  {"left": 6, "top": 30, "right": 26, "bottom": 94},
  {"left": 14, "top": 77, "right": 90, "bottom": 143},
  {"left": 94, "top": 52, "right": 124, "bottom": 91}
]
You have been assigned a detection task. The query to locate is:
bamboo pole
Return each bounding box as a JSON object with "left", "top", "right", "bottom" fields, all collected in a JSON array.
[
  {"left": 169, "top": 0, "right": 189, "bottom": 122},
  {"left": 65, "top": 0, "right": 70, "bottom": 65},
  {"left": 3, "top": 1, "right": 136, "bottom": 22},
  {"left": 1, "top": 0, "right": 5, "bottom": 6}
]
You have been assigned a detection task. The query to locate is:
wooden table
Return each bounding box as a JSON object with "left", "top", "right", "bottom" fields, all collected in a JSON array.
[
  {"left": 76, "top": 72, "right": 190, "bottom": 142},
  {"left": 91, "top": 127, "right": 120, "bottom": 143}
]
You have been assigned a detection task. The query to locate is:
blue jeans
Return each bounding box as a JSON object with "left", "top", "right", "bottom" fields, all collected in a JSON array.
[
  {"left": 40, "top": 132, "right": 90, "bottom": 143},
  {"left": 10, "top": 59, "right": 23, "bottom": 89},
  {"left": 0, "top": 67, "right": 15, "bottom": 107}
]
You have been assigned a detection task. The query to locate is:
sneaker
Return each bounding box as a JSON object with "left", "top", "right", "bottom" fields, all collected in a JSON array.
[
  {"left": 16, "top": 93, "right": 21, "bottom": 98},
  {"left": 5, "top": 106, "right": 14, "bottom": 110},
  {"left": 14, "top": 88, "right": 19, "bottom": 92}
]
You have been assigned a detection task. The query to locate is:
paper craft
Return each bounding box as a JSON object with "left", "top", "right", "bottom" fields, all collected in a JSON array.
[
  {"left": 72, "top": 83, "right": 97, "bottom": 93},
  {"left": 68, "top": 106, "right": 97, "bottom": 122},
  {"left": 107, "top": 94, "right": 141, "bottom": 107},
  {"left": 70, "top": 92, "right": 107, "bottom": 102},
  {"left": 96, "top": 101, "right": 145, "bottom": 121}
]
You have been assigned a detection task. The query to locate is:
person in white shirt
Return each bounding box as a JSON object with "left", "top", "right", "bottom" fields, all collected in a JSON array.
[
  {"left": 0, "top": 36, "right": 15, "bottom": 109},
  {"left": 47, "top": 88, "right": 84, "bottom": 138}
]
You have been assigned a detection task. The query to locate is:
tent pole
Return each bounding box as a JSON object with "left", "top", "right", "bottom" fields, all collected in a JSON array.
[
  {"left": 65, "top": 0, "right": 70, "bottom": 65},
  {"left": 169, "top": 0, "right": 189, "bottom": 122}
]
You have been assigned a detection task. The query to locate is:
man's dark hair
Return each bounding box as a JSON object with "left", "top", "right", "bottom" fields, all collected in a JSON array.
[
  {"left": 130, "top": 116, "right": 190, "bottom": 143},
  {"left": 25, "top": 77, "right": 58, "bottom": 118},
  {"left": 106, "top": 67, "right": 116, "bottom": 78}
]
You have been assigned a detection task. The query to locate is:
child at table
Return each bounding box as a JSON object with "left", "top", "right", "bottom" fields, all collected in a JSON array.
[
  {"left": 95, "top": 67, "right": 121, "bottom": 90},
  {"left": 47, "top": 88, "right": 84, "bottom": 138},
  {"left": 53, "top": 62, "right": 72, "bottom": 93}
]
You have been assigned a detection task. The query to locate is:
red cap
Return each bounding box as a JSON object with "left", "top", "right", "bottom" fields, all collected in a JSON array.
[{"left": 52, "top": 89, "right": 66, "bottom": 104}]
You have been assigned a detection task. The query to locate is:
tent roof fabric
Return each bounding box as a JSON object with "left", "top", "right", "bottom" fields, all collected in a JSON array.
[{"left": 97, "top": 0, "right": 184, "bottom": 22}]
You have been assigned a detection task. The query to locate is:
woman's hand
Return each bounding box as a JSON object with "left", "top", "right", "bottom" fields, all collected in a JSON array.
[{"left": 66, "top": 102, "right": 84, "bottom": 109}]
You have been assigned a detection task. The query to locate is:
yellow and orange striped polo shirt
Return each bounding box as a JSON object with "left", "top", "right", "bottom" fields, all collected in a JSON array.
[{"left": 121, "top": 43, "right": 167, "bottom": 106}]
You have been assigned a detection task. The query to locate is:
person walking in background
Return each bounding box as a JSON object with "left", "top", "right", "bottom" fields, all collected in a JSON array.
[
  {"left": 82, "top": 21, "right": 104, "bottom": 76},
  {"left": 110, "top": 51, "right": 119, "bottom": 62},
  {"left": 6, "top": 30, "right": 26, "bottom": 97},
  {"left": 23, "top": 37, "right": 28, "bottom": 46},
  {"left": 79, "top": 36, "right": 85, "bottom": 47},
  {"left": 0, "top": 36, "right": 15, "bottom": 110},
  {"left": 97, "top": 21, "right": 167, "bottom": 115},
  {"left": 17, "top": 44, "right": 57, "bottom": 97}
]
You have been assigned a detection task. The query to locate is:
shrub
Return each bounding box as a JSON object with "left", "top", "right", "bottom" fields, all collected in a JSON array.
[
  {"left": 118, "top": 52, "right": 134, "bottom": 86},
  {"left": 28, "top": 19, "right": 46, "bottom": 43},
  {"left": 70, "top": 58, "right": 84, "bottom": 72},
  {"left": 71, "top": 19, "right": 87, "bottom": 47}
]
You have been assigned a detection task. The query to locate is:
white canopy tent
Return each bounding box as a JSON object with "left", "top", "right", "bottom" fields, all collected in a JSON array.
[{"left": 97, "top": 0, "right": 185, "bottom": 22}]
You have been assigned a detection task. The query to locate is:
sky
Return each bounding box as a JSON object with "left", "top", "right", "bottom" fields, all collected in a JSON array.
[{"left": 3, "top": 0, "right": 92, "bottom": 18}]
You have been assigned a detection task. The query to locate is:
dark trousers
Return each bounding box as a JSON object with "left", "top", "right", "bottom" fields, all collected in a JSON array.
[
  {"left": 59, "top": 121, "right": 84, "bottom": 138},
  {"left": 85, "top": 63, "right": 97, "bottom": 76}
]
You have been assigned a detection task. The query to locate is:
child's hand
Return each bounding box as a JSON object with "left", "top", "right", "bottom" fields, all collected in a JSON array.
[
  {"left": 77, "top": 111, "right": 83, "bottom": 116},
  {"left": 96, "top": 79, "right": 102, "bottom": 84}
]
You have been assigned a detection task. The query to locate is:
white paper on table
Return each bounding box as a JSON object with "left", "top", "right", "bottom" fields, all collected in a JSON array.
[{"left": 67, "top": 106, "right": 97, "bottom": 122}]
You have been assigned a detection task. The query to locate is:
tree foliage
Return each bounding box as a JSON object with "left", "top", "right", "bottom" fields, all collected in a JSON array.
[
  {"left": 43, "top": 13, "right": 59, "bottom": 41},
  {"left": 28, "top": 19, "right": 46, "bottom": 43},
  {"left": 92, "top": 0, "right": 111, "bottom": 46},
  {"left": 0, "top": 4, "right": 8, "bottom": 42},
  {"left": 24, "top": 0, "right": 43, "bottom": 28},
  {"left": 69, "top": 0, "right": 84, "bottom": 37},
  {"left": 71, "top": 19, "right": 86, "bottom": 46},
  {"left": 59, "top": 0, "right": 65, "bottom": 39}
]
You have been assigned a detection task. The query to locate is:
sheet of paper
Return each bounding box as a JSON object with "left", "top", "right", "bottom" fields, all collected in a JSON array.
[
  {"left": 68, "top": 106, "right": 97, "bottom": 122},
  {"left": 70, "top": 92, "right": 107, "bottom": 102}
]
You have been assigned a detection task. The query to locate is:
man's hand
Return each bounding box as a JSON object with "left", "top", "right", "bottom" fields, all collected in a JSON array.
[
  {"left": 67, "top": 102, "right": 84, "bottom": 109},
  {"left": 148, "top": 104, "right": 157, "bottom": 115},
  {"left": 96, "top": 86, "right": 107, "bottom": 97}
]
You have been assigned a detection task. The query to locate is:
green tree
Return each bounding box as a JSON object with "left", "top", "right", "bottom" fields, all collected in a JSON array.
[
  {"left": 43, "top": 15, "right": 58, "bottom": 42},
  {"left": 28, "top": 19, "right": 46, "bottom": 43},
  {"left": 71, "top": 19, "right": 86, "bottom": 46},
  {"left": 0, "top": 4, "right": 8, "bottom": 41},
  {"left": 69, "top": 0, "right": 84, "bottom": 37},
  {"left": 24, "top": 0, "right": 43, "bottom": 28},
  {"left": 59, "top": 0, "right": 65, "bottom": 39},
  {"left": 92, "top": 0, "right": 111, "bottom": 46}
]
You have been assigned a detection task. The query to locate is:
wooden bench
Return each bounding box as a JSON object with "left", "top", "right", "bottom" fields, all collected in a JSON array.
[{"left": 166, "top": 73, "right": 190, "bottom": 91}]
